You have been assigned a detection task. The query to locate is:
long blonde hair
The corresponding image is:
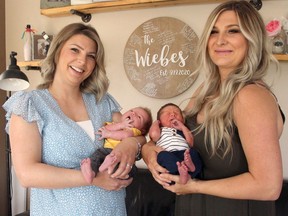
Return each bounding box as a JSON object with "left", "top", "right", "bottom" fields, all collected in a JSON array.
[
  {"left": 38, "top": 23, "right": 109, "bottom": 101},
  {"left": 186, "top": 1, "right": 278, "bottom": 157}
]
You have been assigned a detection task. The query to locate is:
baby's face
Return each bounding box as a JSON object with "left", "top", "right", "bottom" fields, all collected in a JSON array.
[
  {"left": 122, "top": 107, "right": 149, "bottom": 132},
  {"left": 159, "top": 105, "right": 184, "bottom": 127}
]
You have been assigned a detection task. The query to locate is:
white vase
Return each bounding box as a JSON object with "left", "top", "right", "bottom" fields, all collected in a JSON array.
[{"left": 23, "top": 24, "right": 33, "bottom": 61}]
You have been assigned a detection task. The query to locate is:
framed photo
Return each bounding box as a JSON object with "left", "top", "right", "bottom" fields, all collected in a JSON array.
[
  {"left": 33, "top": 34, "right": 53, "bottom": 60},
  {"left": 40, "top": 0, "right": 71, "bottom": 9}
]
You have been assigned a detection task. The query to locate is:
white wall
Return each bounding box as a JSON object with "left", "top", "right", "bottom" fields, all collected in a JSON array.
[{"left": 5, "top": 0, "right": 288, "bottom": 214}]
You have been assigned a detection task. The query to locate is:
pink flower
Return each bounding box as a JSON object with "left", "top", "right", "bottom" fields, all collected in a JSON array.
[{"left": 265, "top": 19, "right": 282, "bottom": 37}]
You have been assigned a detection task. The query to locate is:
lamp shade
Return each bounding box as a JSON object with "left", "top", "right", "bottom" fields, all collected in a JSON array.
[{"left": 0, "top": 51, "right": 30, "bottom": 91}]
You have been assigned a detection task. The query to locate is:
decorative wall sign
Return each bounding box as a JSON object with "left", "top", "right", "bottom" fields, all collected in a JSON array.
[{"left": 123, "top": 17, "right": 199, "bottom": 99}]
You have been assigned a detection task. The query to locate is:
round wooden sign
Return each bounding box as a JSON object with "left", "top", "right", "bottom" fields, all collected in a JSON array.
[{"left": 123, "top": 17, "right": 199, "bottom": 99}]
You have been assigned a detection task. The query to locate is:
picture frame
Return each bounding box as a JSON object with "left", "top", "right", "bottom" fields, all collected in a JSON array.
[
  {"left": 33, "top": 34, "right": 53, "bottom": 60},
  {"left": 40, "top": 0, "right": 71, "bottom": 9}
]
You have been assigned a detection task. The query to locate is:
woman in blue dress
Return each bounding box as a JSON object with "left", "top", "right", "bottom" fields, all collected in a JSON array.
[{"left": 3, "top": 23, "right": 144, "bottom": 216}]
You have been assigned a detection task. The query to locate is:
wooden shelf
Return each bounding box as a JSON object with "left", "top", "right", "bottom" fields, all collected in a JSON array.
[
  {"left": 18, "top": 61, "right": 41, "bottom": 67},
  {"left": 274, "top": 54, "right": 288, "bottom": 61},
  {"left": 18, "top": 54, "right": 288, "bottom": 69},
  {"left": 38, "top": 2, "right": 288, "bottom": 62},
  {"left": 41, "top": 0, "right": 225, "bottom": 17}
]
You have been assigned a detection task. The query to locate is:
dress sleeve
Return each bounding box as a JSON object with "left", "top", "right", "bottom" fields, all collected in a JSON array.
[
  {"left": 105, "top": 93, "right": 122, "bottom": 113},
  {"left": 3, "top": 91, "right": 44, "bottom": 135}
]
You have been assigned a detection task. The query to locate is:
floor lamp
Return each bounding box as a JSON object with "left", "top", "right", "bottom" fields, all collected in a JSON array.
[{"left": 0, "top": 51, "right": 30, "bottom": 216}]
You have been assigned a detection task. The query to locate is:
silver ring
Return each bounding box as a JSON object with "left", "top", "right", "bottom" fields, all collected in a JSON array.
[{"left": 126, "top": 164, "right": 132, "bottom": 169}]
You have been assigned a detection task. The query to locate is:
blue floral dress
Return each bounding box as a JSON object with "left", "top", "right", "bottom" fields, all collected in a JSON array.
[{"left": 3, "top": 89, "right": 127, "bottom": 216}]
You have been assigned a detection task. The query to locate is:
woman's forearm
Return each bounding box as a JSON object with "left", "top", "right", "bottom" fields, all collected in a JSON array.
[{"left": 14, "top": 162, "right": 88, "bottom": 189}]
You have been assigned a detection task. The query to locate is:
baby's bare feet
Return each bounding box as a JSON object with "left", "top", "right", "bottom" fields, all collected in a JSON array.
[
  {"left": 80, "top": 158, "right": 95, "bottom": 184},
  {"left": 177, "top": 161, "right": 189, "bottom": 184},
  {"left": 99, "top": 154, "right": 117, "bottom": 172},
  {"left": 184, "top": 149, "right": 196, "bottom": 172}
]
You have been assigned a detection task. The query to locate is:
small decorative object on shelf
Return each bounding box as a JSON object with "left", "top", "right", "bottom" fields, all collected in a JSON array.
[
  {"left": 272, "top": 29, "right": 286, "bottom": 54},
  {"left": 22, "top": 24, "right": 35, "bottom": 61},
  {"left": 265, "top": 18, "right": 287, "bottom": 54},
  {"left": 71, "top": 0, "right": 92, "bottom": 5},
  {"left": 33, "top": 34, "right": 53, "bottom": 60},
  {"left": 41, "top": 31, "right": 52, "bottom": 56},
  {"left": 40, "top": 0, "right": 70, "bottom": 9},
  {"left": 282, "top": 17, "right": 288, "bottom": 54}
]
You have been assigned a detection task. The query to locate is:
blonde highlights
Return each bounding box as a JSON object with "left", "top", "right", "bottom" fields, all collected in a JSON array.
[{"left": 186, "top": 1, "right": 278, "bottom": 158}]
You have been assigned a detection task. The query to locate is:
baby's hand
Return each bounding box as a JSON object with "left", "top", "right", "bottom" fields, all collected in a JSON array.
[
  {"left": 171, "top": 119, "right": 185, "bottom": 131},
  {"left": 96, "top": 127, "right": 110, "bottom": 140},
  {"left": 120, "top": 118, "right": 133, "bottom": 129}
]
